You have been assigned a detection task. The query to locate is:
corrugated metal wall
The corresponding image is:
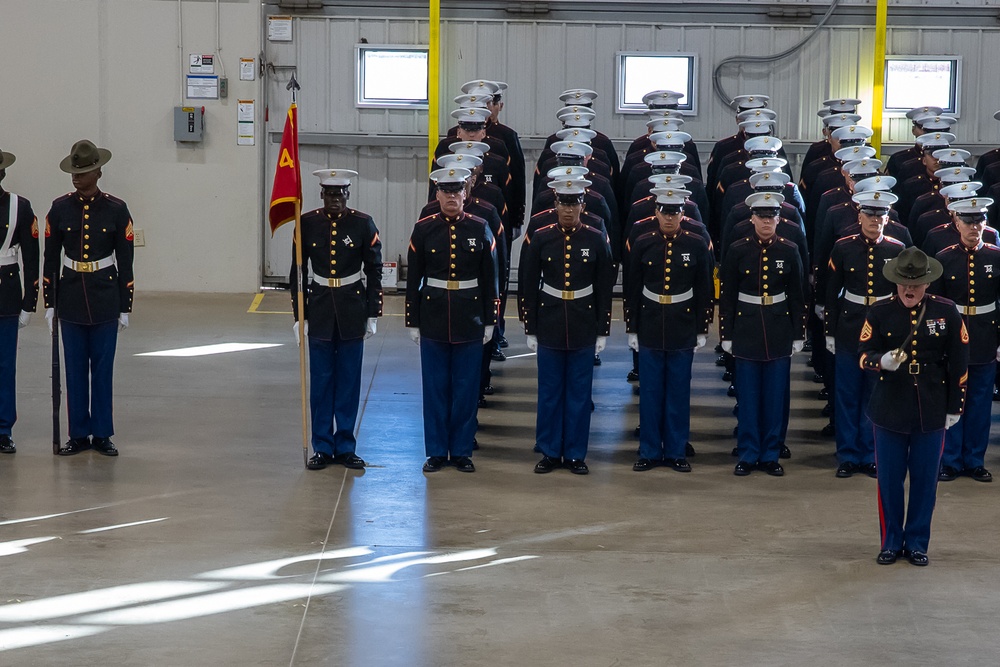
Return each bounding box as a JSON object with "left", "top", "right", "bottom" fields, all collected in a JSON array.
[{"left": 262, "top": 15, "right": 1000, "bottom": 280}]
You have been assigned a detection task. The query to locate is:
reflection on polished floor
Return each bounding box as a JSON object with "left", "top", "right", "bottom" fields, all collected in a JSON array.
[{"left": 0, "top": 293, "right": 998, "bottom": 665}]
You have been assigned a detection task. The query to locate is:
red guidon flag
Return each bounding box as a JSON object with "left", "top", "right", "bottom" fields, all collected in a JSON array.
[{"left": 268, "top": 103, "right": 302, "bottom": 235}]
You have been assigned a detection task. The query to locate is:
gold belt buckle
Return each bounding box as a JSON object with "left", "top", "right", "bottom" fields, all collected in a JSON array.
[
  {"left": 908, "top": 361, "right": 920, "bottom": 375},
  {"left": 659, "top": 294, "right": 672, "bottom": 305},
  {"left": 328, "top": 277, "right": 342, "bottom": 288},
  {"left": 865, "top": 296, "right": 877, "bottom": 306},
  {"left": 447, "top": 280, "right": 460, "bottom": 290},
  {"left": 561, "top": 290, "right": 575, "bottom": 300},
  {"left": 75, "top": 261, "right": 94, "bottom": 273},
  {"left": 966, "top": 305, "right": 977, "bottom": 316},
  {"left": 760, "top": 295, "right": 773, "bottom": 306}
]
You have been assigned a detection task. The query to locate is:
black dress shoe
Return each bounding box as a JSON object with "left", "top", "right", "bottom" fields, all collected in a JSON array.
[
  {"left": 821, "top": 402, "right": 832, "bottom": 417},
  {"left": 731, "top": 446, "right": 739, "bottom": 457},
  {"left": 685, "top": 442, "right": 696, "bottom": 457},
  {"left": 593, "top": 354, "right": 602, "bottom": 366},
  {"left": 817, "top": 387, "right": 829, "bottom": 399},
  {"left": 565, "top": 459, "right": 589, "bottom": 475},
  {"left": 813, "top": 373, "right": 824, "bottom": 384},
  {"left": 473, "top": 438, "right": 480, "bottom": 451},
  {"left": 665, "top": 458, "right": 692, "bottom": 473},
  {"left": 633, "top": 458, "right": 658, "bottom": 472},
  {"left": 334, "top": 452, "right": 366, "bottom": 469},
  {"left": 836, "top": 462, "right": 858, "bottom": 478},
  {"left": 498, "top": 336, "right": 509, "bottom": 348},
  {"left": 626, "top": 369, "right": 640, "bottom": 382},
  {"left": 58, "top": 437, "right": 90, "bottom": 456},
  {"left": 727, "top": 384, "right": 736, "bottom": 397},
  {"left": 994, "top": 387, "right": 1000, "bottom": 402},
  {"left": 478, "top": 397, "right": 487, "bottom": 408},
  {"left": 491, "top": 349, "right": 506, "bottom": 362},
  {"left": 722, "top": 370, "right": 733, "bottom": 382},
  {"left": 877, "top": 549, "right": 900, "bottom": 565},
  {"left": 532, "top": 444, "right": 542, "bottom": 453},
  {"left": 0, "top": 434, "right": 15, "bottom": 454},
  {"left": 423, "top": 456, "right": 448, "bottom": 472},
  {"left": 92, "top": 437, "right": 119, "bottom": 457},
  {"left": 760, "top": 461, "right": 784, "bottom": 477},
  {"left": 938, "top": 466, "right": 960, "bottom": 482},
  {"left": 715, "top": 354, "right": 727, "bottom": 367},
  {"left": 483, "top": 384, "right": 495, "bottom": 395},
  {"left": 779, "top": 444, "right": 791, "bottom": 459},
  {"left": 534, "top": 456, "right": 561, "bottom": 474},
  {"left": 967, "top": 466, "right": 993, "bottom": 482},
  {"left": 734, "top": 461, "right": 753, "bottom": 476},
  {"left": 821, "top": 422, "right": 835, "bottom": 437},
  {"left": 859, "top": 463, "right": 877, "bottom": 478},
  {"left": 307, "top": 453, "right": 331, "bottom": 470},
  {"left": 802, "top": 340, "right": 813, "bottom": 353},
  {"left": 452, "top": 456, "right": 476, "bottom": 473},
  {"left": 905, "top": 550, "right": 929, "bottom": 566}
]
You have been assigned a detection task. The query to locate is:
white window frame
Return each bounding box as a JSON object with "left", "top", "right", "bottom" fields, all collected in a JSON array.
[
  {"left": 614, "top": 52, "right": 698, "bottom": 115},
  {"left": 355, "top": 45, "right": 429, "bottom": 109}
]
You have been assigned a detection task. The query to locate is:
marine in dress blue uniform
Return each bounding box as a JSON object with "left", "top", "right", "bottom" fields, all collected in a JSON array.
[
  {"left": 624, "top": 191, "right": 713, "bottom": 472},
  {"left": 719, "top": 193, "right": 807, "bottom": 476},
  {"left": 0, "top": 149, "right": 40, "bottom": 454},
  {"left": 291, "top": 169, "right": 383, "bottom": 471},
  {"left": 859, "top": 247, "right": 968, "bottom": 566},
  {"left": 43, "top": 140, "right": 134, "bottom": 456},
  {"left": 520, "top": 180, "right": 613, "bottom": 475},
  {"left": 821, "top": 191, "right": 905, "bottom": 478},
  {"left": 406, "top": 167, "right": 499, "bottom": 473},
  {"left": 930, "top": 199, "right": 998, "bottom": 483}
]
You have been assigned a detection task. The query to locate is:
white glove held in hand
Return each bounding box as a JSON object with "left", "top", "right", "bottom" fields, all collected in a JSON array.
[
  {"left": 293, "top": 321, "right": 308, "bottom": 346},
  {"left": 118, "top": 313, "right": 129, "bottom": 332},
  {"left": 695, "top": 334, "right": 707, "bottom": 350},
  {"left": 408, "top": 327, "right": 420, "bottom": 345},
  {"left": 45, "top": 308, "right": 54, "bottom": 334},
  {"left": 18, "top": 311, "right": 30, "bottom": 329},
  {"left": 483, "top": 325, "right": 495, "bottom": 345},
  {"left": 814, "top": 304, "right": 825, "bottom": 321},
  {"left": 792, "top": 339, "right": 804, "bottom": 354},
  {"left": 945, "top": 414, "right": 961, "bottom": 430},
  {"left": 721, "top": 340, "right": 732, "bottom": 354},
  {"left": 825, "top": 336, "right": 836, "bottom": 354},
  {"left": 595, "top": 336, "right": 607, "bottom": 354},
  {"left": 526, "top": 335, "right": 538, "bottom": 352},
  {"left": 627, "top": 333, "right": 638, "bottom": 352},
  {"left": 880, "top": 350, "right": 904, "bottom": 371},
  {"left": 365, "top": 318, "right": 377, "bottom": 340}
]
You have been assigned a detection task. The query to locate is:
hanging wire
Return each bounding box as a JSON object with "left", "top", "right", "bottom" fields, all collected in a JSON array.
[{"left": 712, "top": 0, "right": 843, "bottom": 108}]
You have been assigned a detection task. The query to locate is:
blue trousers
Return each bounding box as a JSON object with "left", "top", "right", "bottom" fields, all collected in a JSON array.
[
  {"left": 943, "top": 361, "right": 995, "bottom": 470},
  {"left": 419, "top": 339, "right": 481, "bottom": 458},
  {"left": 61, "top": 320, "right": 118, "bottom": 439},
  {"left": 834, "top": 349, "right": 877, "bottom": 465},
  {"left": 874, "top": 426, "right": 945, "bottom": 553},
  {"left": 734, "top": 357, "right": 790, "bottom": 464},
  {"left": 638, "top": 347, "right": 693, "bottom": 460},
  {"left": 536, "top": 346, "right": 595, "bottom": 461},
  {"left": 308, "top": 335, "right": 364, "bottom": 457},
  {"left": 0, "top": 316, "right": 17, "bottom": 434}
]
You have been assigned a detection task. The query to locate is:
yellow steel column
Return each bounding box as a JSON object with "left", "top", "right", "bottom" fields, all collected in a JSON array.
[
  {"left": 871, "top": 0, "right": 889, "bottom": 157},
  {"left": 428, "top": 0, "right": 441, "bottom": 174}
]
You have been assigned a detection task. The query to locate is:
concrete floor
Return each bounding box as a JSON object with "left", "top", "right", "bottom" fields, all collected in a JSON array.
[{"left": 0, "top": 292, "right": 998, "bottom": 666}]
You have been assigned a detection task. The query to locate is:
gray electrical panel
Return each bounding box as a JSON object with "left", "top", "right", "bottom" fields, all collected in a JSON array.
[{"left": 174, "top": 106, "right": 204, "bottom": 142}]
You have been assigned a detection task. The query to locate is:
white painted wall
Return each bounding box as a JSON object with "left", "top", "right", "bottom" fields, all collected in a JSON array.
[{"left": 0, "top": 0, "right": 263, "bottom": 293}]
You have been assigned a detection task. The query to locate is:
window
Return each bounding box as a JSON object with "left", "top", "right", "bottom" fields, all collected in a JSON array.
[
  {"left": 883, "top": 56, "right": 961, "bottom": 116},
  {"left": 615, "top": 52, "right": 698, "bottom": 114},
  {"left": 355, "top": 45, "right": 429, "bottom": 109}
]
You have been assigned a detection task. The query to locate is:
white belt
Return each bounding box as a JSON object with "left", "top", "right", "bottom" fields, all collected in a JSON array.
[
  {"left": 312, "top": 270, "right": 362, "bottom": 288},
  {"left": 843, "top": 291, "right": 891, "bottom": 306},
  {"left": 63, "top": 255, "right": 114, "bottom": 273},
  {"left": 738, "top": 292, "right": 786, "bottom": 306},
  {"left": 541, "top": 283, "right": 594, "bottom": 300},
  {"left": 0, "top": 255, "right": 17, "bottom": 266},
  {"left": 957, "top": 302, "right": 997, "bottom": 316},
  {"left": 425, "top": 277, "right": 478, "bottom": 290},
  {"left": 642, "top": 287, "right": 693, "bottom": 305}
]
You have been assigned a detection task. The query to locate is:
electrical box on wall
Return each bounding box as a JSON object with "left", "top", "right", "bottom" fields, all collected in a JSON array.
[{"left": 174, "top": 106, "right": 205, "bottom": 142}]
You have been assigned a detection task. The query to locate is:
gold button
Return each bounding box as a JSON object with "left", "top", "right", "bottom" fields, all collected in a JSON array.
[
  {"left": 911, "top": 320, "right": 917, "bottom": 325},
  {"left": 567, "top": 245, "right": 572, "bottom": 250},
  {"left": 451, "top": 235, "right": 457, "bottom": 240},
  {"left": 332, "top": 260, "right": 337, "bottom": 265},
  {"left": 84, "top": 215, "right": 90, "bottom": 220},
  {"left": 667, "top": 250, "right": 673, "bottom": 256},
  {"left": 84, "top": 225, "right": 89, "bottom": 230},
  {"left": 666, "top": 259, "right": 672, "bottom": 264},
  {"left": 867, "top": 263, "right": 873, "bottom": 269},
  {"left": 970, "top": 279, "right": 975, "bottom": 285},
  {"left": 84, "top": 244, "right": 89, "bottom": 249},
  {"left": 762, "top": 274, "right": 768, "bottom": 280},
  {"left": 83, "top": 254, "right": 89, "bottom": 259},
  {"left": 763, "top": 284, "right": 768, "bottom": 289},
  {"left": 451, "top": 254, "right": 457, "bottom": 259},
  {"left": 666, "top": 268, "right": 671, "bottom": 273},
  {"left": 565, "top": 254, "right": 571, "bottom": 259},
  {"left": 332, "top": 231, "right": 337, "bottom": 236},
  {"left": 84, "top": 235, "right": 90, "bottom": 239},
  {"left": 970, "top": 288, "right": 976, "bottom": 294},
  {"left": 868, "top": 281, "right": 874, "bottom": 286},
  {"left": 84, "top": 205, "right": 89, "bottom": 210},
  {"left": 451, "top": 264, "right": 456, "bottom": 269},
  {"left": 564, "top": 263, "right": 570, "bottom": 268}
]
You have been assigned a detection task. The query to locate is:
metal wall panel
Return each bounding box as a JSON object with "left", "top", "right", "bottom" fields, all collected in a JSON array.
[{"left": 262, "top": 13, "right": 1000, "bottom": 280}]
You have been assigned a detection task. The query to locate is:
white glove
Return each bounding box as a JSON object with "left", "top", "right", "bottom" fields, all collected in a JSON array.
[
  {"left": 511, "top": 226, "right": 522, "bottom": 241},
  {"left": 695, "top": 334, "right": 707, "bottom": 350},
  {"left": 996, "top": 346, "right": 1000, "bottom": 362},
  {"left": 293, "top": 320, "right": 309, "bottom": 346},
  {"left": 814, "top": 304, "right": 825, "bottom": 321},
  {"left": 408, "top": 327, "right": 420, "bottom": 345},
  {"left": 118, "top": 313, "right": 129, "bottom": 332},
  {"left": 526, "top": 334, "right": 538, "bottom": 352},
  {"left": 792, "top": 339, "right": 804, "bottom": 354},
  {"left": 17, "top": 311, "right": 30, "bottom": 329},
  {"left": 627, "top": 333, "right": 639, "bottom": 352},
  {"left": 825, "top": 336, "right": 836, "bottom": 354},
  {"left": 45, "top": 308, "right": 54, "bottom": 334},
  {"left": 595, "top": 336, "right": 607, "bottom": 354},
  {"left": 945, "top": 414, "right": 961, "bottom": 430},
  {"left": 365, "top": 318, "right": 377, "bottom": 340},
  {"left": 880, "top": 350, "right": 904, "bottom": 371},
  {"left": 483, "top": 324, "right": 495, "bottom": 345},
  {"left": 721, "top": 340, "right": 732, "bottom": 353}
]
